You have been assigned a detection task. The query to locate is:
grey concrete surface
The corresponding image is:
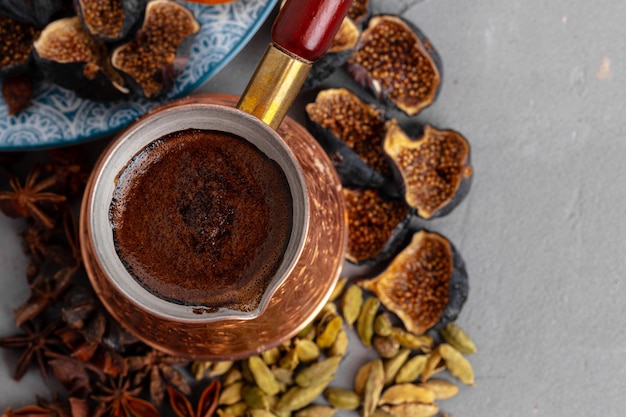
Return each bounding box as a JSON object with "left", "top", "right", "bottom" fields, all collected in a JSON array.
[{"left": 2, "top": 0, "right": 626, "bottom": 415}]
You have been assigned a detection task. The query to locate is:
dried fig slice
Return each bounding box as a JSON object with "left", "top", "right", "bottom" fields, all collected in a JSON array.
[
  {"left": 110, "top": 0, "right": 200, "bottom": 99},
  {"left": 0, "top": 0, "right": 66, "bottom": 28},
  {"left": 303, "top": 17, "right": 360, "bottom": 91},
  {"left": 305, "top": 88, "right": 391, "bottom": 188},
  {"left": 383, "top": 119, "right": 473, "bottom": 219},
  {"left": 33, "top": 16, "right": 128, "bottom": 101},
  {"left": 74, "top": 0, "right": 146, "bottom": 42},
  {"left": 345, "top": 14, "right": 442, "bottom": 116},
  {"left": 0, "top": 13, "right": 40, "bottom": 77},
  {"left": 347, "top": 0, "right": 370, "bottom": 27},
  {"left": 358, "top": 229, "right": 468, "bottom": 336},
  {"left": 343, "top": 187, "right": 411, "bottom": 265}
]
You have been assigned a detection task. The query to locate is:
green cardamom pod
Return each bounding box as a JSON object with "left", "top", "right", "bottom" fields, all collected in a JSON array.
[
  {"left": 378, "top": 383, "right": 435, "bottom": 405},
  {"left": 295, "top": 356, "right": 342, "bottom": 388},
  {"left": 362, "top": 358, "right": 384, "bottom": 417},
  {"left": 395, "top": 354, "right": 428, "bottom": 384},
  {"left": 249, "top": 356, "right": 282, "bottom": 395},
  {"left": 341, "top": 284, "right": 363, "bottom": 328},
  {"left": 324, "top": 387, "right": 361, "bottom": 410},
  {"left": 440, "top": 322, "right": 477, "bottom": 354},
  {"left": 439, "top": 343, "right": 475, "bottom": 386},
  {"left": 357, "top": 297, "right": 380, "bottom": 347}
]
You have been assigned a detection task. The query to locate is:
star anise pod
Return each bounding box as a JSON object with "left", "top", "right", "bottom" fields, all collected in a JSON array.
[
  {"left": 14, "top": 266, "right": 79, "bottom": 327},
  {"left": 167, "top": 380, "right": 220, "bottom": 417},
  {"left": 0, "top": 166, "right": 66, "bottom": 229},
  {"left": 45, "top": 148, "right": 90, "bottom": 198},
  {"left": 91, "top": 375, "right": 161, "bottom": 417},
  {"left": 0, "top": 320, "right": 64, "bottom": 380},
  {"left": 127, "top": 350, "right": 191, "bottom": 407},
  {"left": 46, "top": 350, "right": 105, "bottom": 398}
]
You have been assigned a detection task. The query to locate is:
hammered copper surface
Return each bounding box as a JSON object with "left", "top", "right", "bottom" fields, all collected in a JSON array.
[{"left": 80, "top": 94, "right": 347, "bottom": 360}]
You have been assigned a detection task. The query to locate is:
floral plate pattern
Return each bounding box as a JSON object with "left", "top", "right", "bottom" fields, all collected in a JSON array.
[{"left": 0, "top": 0, "right": 278, "bottom": 151}]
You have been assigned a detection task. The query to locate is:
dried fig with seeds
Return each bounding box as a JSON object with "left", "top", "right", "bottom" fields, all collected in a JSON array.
[
  {"left": 110, "top": 0, "right": 200, "bottom": 99},
  {"left": 74, "top": 0, "right": 146, "bottom": 42},
  {"left": 343, "top": 187, "right": 412, "bottom": 265},
  {"left": 384, "top": 120, "right": 473, "bottom": 219},
  {"left": 33, "top": 16, "right": 128, "bottom": 101},
  {"left": 305, "top": 88, "right": 391, "bottom": 189},
  {"left": 359, "top": 230, "right": 468, "bottom": 336},
  {"left": 346, "top": 14, "right": 442, "bottom": 116}
]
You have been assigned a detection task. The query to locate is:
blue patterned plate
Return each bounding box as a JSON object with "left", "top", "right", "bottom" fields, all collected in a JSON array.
[{"left": 0, "top": 0, "right": 278, "bottom": 151}]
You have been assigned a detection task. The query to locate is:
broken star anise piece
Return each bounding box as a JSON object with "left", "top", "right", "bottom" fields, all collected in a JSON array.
[
  {"left": 45, "top": 147, "right": 91, "bottom": 198},
  {"left": 0, "top": 319, "right": 64, "bottom": 380},
  {"left": 14, "top": 266, "right": 79, "bottom": 327},
  {"left": 0, "top": 166, "right": 66, "bottom": 229},
  {"left": 128, "top": 349, "right": 191, "bottom": 407},
  {"left": 167, "top": 380, "right": 221, "bottom": 417}
]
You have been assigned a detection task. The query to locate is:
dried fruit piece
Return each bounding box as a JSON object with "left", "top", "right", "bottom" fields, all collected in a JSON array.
[
  {"left": 384, "top": 120, "right": 473, "bottom": 219},
  {"left": 74, "top": 0, "right": 146, "bottom": 42},
  {"left": 346, "top": 15, "right": 442, "bottom": 116},
  {"left": 0, "top": 0, "right": 65, "bottom": 28},
  {"left": 0, "top": 14, "right": 40, "bottom": 76},
  {"left": 305, "top": 88, "right": 390, "bottom": 188},
  {"left": 347, "top": 0, "right": 370, "bottom": 26},
  {"left": 343, "top": 187, "right": 412, "bottom": 265},
  {"left": 33, "top": 16, "right": 128, "bottom": 101},
  {"left": 111, "top": 0, "right": 200, "bottom": 99},
  {"left": 359, "top": 230, "right": 468, "bottom": 336}
]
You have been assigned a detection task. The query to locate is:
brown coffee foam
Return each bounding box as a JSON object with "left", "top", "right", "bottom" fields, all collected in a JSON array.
[{"left": 110, "top": 129, "right": 293, "bottom": 311}]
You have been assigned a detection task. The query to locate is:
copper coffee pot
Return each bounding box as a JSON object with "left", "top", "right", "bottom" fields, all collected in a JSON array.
[{"left": 80, "top": 0, "right": 352, "bottom": 360}]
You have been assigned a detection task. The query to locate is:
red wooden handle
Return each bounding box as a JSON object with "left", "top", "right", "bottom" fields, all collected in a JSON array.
[{"left": 272, "top": 0, "right": 353, "bottom": 62}]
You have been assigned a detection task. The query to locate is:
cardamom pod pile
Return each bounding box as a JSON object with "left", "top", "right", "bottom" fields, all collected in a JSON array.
[{"left": 190, "top": 278, "right": 477, "bottom": 417}]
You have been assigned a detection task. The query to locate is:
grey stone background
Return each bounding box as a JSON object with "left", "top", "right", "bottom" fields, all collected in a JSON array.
[{"left": 3, "top": 0, "right": 626, "bottom": 415}]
